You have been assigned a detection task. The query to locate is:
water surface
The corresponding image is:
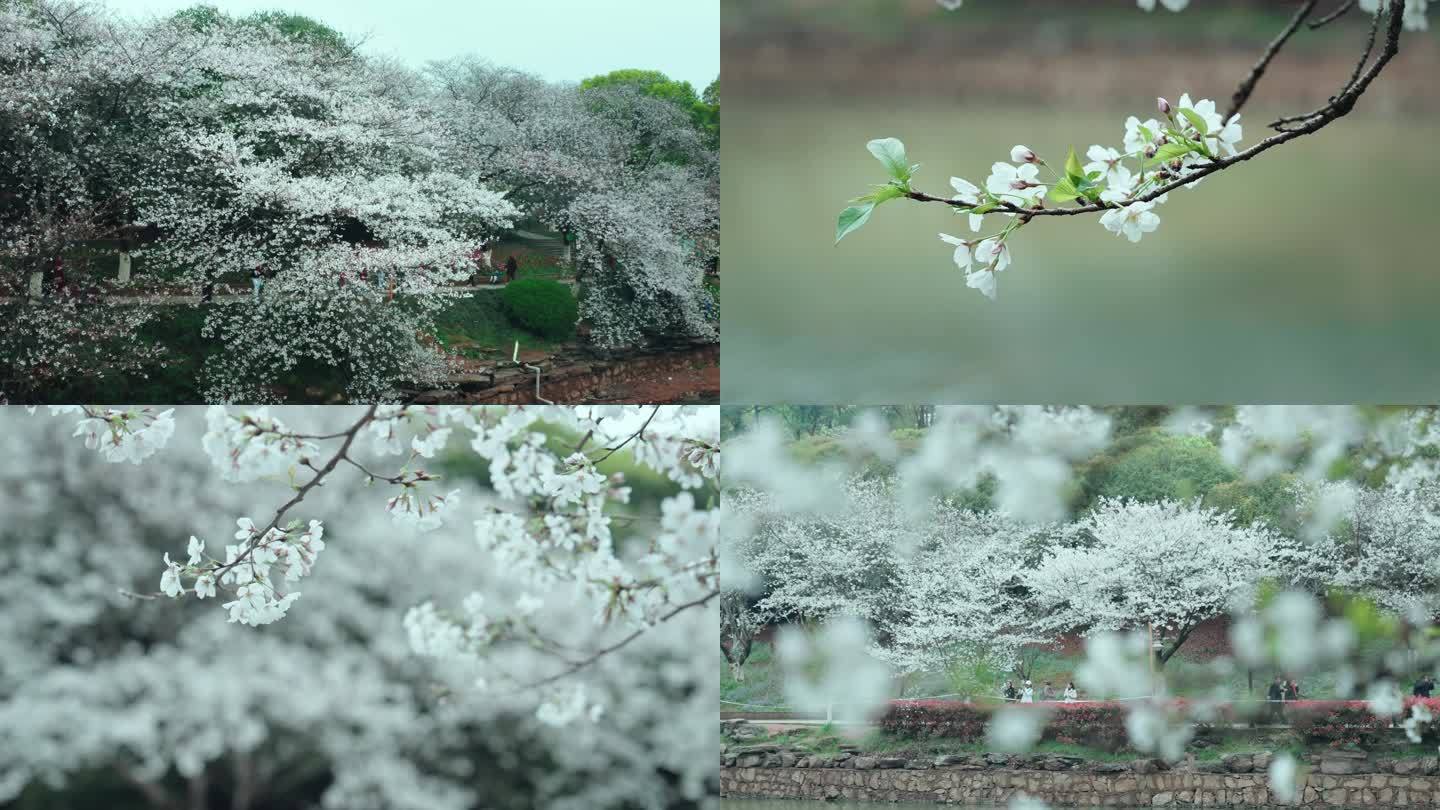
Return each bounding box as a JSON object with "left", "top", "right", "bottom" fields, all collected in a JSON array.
[{"left": 721, "top": 99, "right": 1440, "bottom": 404}]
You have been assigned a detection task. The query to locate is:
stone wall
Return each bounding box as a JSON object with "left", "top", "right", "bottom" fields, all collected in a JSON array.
[
  {"left": 720, "top": 748, "right": 1440, "bottom": 807},
  {"left": 410, "top": 341, "right": 718, "bottom": 404}
]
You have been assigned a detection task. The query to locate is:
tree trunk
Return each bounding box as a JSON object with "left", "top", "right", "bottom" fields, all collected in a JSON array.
[{"left": 1155, "top": 622, "right": 1198, "bottom": 668}]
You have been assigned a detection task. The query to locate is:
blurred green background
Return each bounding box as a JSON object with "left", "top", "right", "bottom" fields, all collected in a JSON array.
[{"left": 720, "top": 0, "right": 1440, "bottom": 404}]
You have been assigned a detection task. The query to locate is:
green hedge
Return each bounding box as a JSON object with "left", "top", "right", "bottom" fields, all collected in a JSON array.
[{"left": 501, "top": 279, "right": 577, "bottom": 340}]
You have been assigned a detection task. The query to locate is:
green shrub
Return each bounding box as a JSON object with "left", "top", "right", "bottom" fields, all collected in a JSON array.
[{"left": 501, "top": 279, "right": 577, "bottom": 340}]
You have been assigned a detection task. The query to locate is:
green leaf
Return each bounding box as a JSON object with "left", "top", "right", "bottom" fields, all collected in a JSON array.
[
  {"left": 867, "top": 138, "right": 912, "bottom": 184},
  {"left": 1064, "top": 147, "right": 1085, "bottom": 184},
  {"left": 835, "top": 202, "right": 877, "bottom": 244},
  {"left": 1151, "top": 142, "right": 1193, "bottom": 164},
  {"left": 1047, "top": 177, "right": 1081, "bottom": 204},
  {"left": 969, "top": 202, "right": 999, "bottom": 215},
  {"left": 861, "top": 183, "right": 908, "bottom": 205},
  {"left": 1179, "top": 108, "right": 1209, "bottom": 136}
]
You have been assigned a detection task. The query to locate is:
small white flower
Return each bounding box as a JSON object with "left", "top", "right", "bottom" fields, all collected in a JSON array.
[
  {"left": 411, "top": 427, "right": 452, "bottom": 458},
  {"left": 986, "top": 162, "right": 1045, "bottom": 205},
  {"left": 194, "top": 573, "right": 217, "bottom": 600},
  {"left": 975, "top": 237, "right": 1011, "bottom": 272},
  {"left": 186, "top": 536, "right": 205, "bottom": 566},
  {"left": 1123, "top": 116, "right": 1163, "bottom": 155},
  {"left": 1084, "top": 145, "right": 1133, "bottom": 189},
  {"left": 1010, "top": 144, "right": 1037, "bottom": 164},
  {"left": 939, "top": 233, "right": 973, "bottom": 272},
  {"left": 949, "top": 177, "right": 985, "bottom": 231},
  {"left": 160, "top": 553, "right": 184, "bottom": 598},
  {"left": 1099, "top": 200, "right": 1161, "bottom": 243}
]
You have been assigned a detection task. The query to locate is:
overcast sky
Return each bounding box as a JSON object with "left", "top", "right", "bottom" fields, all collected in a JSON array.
[{"left": 103, "top": 0, "right": 719, "bottom": 90}]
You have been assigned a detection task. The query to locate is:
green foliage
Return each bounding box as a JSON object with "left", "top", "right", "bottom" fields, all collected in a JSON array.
[
  {"left": 168, "top": 6, "right": 350, "bottom": 54},
  {"left": 835, "top": 202, "right": 876, "bottom": 243},
  {"left": 1088, "top": 430, "right": 1236, "bottom": 506},
  {"left": 500, "top": 279, "right": 578, "bottom": 341},
  {"left": 1203, "top": 473, "right": 1302, "bottom": 534},
  {"left": 242, "top": 11, "right": 350, "bottom": 53},
  {"left": 866, "top": 137, "right": 914, "bottom": 186},
  {"left": 579, "top": 69, "right": 717, "bottom": 143},
  {"left": 945, "top": 656, "right": 1003, "bottom": 701}
]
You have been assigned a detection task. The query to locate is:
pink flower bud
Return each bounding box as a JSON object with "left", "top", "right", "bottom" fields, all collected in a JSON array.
[
  {"left": 1010, "top": 145, "right": 1038, "bottom": 164},
  {"left": 1157, "top": 97, "right": 1172, "bottom": 116}
]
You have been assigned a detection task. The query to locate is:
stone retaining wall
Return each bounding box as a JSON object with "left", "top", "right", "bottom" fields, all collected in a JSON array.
[
  {"left": 720, "top": 749, "right": 1440, "bottom": 807},
  {"left": 410, "top": 341, "right": 718, "bottom": 404}
]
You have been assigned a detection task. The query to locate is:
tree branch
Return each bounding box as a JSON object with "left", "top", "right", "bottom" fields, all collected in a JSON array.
[
  {"left": 520, "top": 589, "right": 718, "bottom": 691},
  {"left": 1225, "top": 0, "right": 1319, "bottom": 120},
  {"left": 904, "top": 0, "right": 1405, "bottom": 220}
]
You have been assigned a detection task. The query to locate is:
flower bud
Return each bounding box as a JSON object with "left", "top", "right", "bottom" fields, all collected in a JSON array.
[
  {"left": 1144, "top": 144, "right": 1158, "bottom": 159},
  {"left": 1157, "top": 97, "right": 1172, "bottom": 116},
  {"left": 1169, "top": 158, "right": 1183, "bottom": 171},
  {"left": 1010, "top": 145, "right": 1038, "bottom": 164}
]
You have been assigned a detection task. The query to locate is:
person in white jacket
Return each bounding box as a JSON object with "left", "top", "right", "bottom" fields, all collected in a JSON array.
[
  {"left": 1020, "top": 680, "right": 1034, "bottom": 703},
  {"left": 1063, "top": 682, "right": 1079, "bottom": 703}
]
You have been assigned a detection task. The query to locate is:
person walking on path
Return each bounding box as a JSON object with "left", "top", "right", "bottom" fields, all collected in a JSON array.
[
  {"left": 1020, "top": 680, "right": 1034, "bottom": 704},
  {"left": 251, "top": 265, "right": 265, "bottom": 303},
  {"left": 1284, "top": 679, "right": 1300, "bottom": 702},
  {"left": 1002, "top": 681, "right": 1018, "bottom": 702},
  {"left": 1063, "top": 682, "right": 1078, "bottom": 703},
  {"left": 505, "top": 255, "right": 518, "bottom": 284},
  {"left": 1041, "top": 681, "right": 1055, "bottom": 701}
]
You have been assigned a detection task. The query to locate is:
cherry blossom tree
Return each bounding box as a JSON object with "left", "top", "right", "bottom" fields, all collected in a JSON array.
[
  {"left": 430, "top": 62, "right": 719, "bottom": 348},
  {"left": 727, "top": 477, "right": 1070, "bottom": 683},
  {"left": 1, "top": 405, "right": 719, "bottom": 808},
  {"left": 3, "top": 3, "right": 718, "bottom": 401},
  {"left": 1026, "top": 498, "right": 1306, "bottom": 668},
  {"left": 1302, "top": 480, "right": 1440, "bottom": 616},
  {"left": 837, "top": 0, "right": 1427, "bottom": 300}
]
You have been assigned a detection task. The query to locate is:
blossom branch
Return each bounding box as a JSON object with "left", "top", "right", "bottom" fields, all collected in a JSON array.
[
  {"left": 519, "top": 589, "right": 718, "bottom": 692},
  {"left": 904, "top": 0, "right": 1402, "bottom": 220}
]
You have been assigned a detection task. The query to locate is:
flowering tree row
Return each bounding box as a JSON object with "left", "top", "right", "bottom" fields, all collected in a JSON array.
[
  {"left": 1, "top": 2, "right": 718, "bottom": 401},
  {"left": 722, "top": 405, "right": 1440, "bottom": 803},
  {"left": 836, "top": 0, "right": 1428, "bottom": 300},
  {"left": 2, "top": 404, "right": 719, "bottom": 809}
]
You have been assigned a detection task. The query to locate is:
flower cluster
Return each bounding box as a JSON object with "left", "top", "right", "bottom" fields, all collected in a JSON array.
[
  {"left": 160, "top": 518, "right": 327, "bottom": 627},
  {"left": 932, "top": 94, "right": 1239, "bottom": 299},
  {"left": 69, "top": 407, "right": 176, "bottom": 464},
  {"left": 860, "top": 1, "right": 1427, "bottom": 303},
  {"left": 201, "top": 406, "right": 318, "bottom": 483}
]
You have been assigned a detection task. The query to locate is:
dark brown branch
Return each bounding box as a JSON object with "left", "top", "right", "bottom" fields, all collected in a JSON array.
[
  {"left": 1225, "top": 0, "right": 1319, "bottom": 120},
  {"left": 1309, "top": 0, "right": 1357, "bottom": 28},
  {"left": 906, "top": 0, "right": 1405, "bottom": 220},
  {"left": 200, "top": 406, "right": 378, "bottom": 587},
  {"left": 1272, "top": 0, "right": 1383, "bottom": 129},
  {"left": 520, "top": 589, "right": 719, "bottom": 691}
]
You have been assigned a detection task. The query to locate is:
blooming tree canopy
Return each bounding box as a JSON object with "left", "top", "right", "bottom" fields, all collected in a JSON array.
[
  {"left": 2, "top": 2, "right": 719, "bottom": 401},
  {"left": 1026, "top": 498, "right": 1302, "bottom": 667},
  {"left": 1, "top": 404, "right": 720, "bottom": 808}
]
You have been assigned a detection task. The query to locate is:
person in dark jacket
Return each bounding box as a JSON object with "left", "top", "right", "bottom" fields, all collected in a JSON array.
[
  {"left": 504, "top": 255, "right": 519, "bottom": 283},
  {"left": 1284, "top": 679, "right": 1300, "bottom": 701},
  {"left": 1267, "top": 677, "right": 1286, "bottom": 723},
  {"left": 1002, "top": 681, "right": 1018, "bottom": 701},
  {"left": 1414, "top": 676, "right": 1435, "bottom": 698}
]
